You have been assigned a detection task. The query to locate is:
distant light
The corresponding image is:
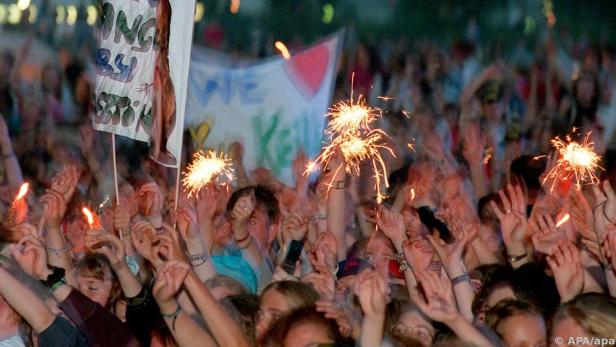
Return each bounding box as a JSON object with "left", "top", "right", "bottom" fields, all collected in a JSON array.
[
  {"left": 17, "top": 0, "right": 30, "bottom": 11},
  {"left": 523, "top": 16, "right": 535, "bottom": 35},
  {"left": 56, "top": 6, "right": 65, "bottom": 24},
  {"left": 66, "top": 5, "right": 77, "bottom": 25},
  {"left": 322, "top": 3, "right": 334, "bottom": 24},
  {"left": 0, "top": 5, "right": 7, "bottom": 24},
  {"left": 230, "top": 0, "right": 239, "bottom": 14},
  {"left": 194, "top": 3, "right": 204, "bottom": 22},
  {"left": 7, "top": 4, "right": 21, "bottom": 24},
  {"left": 274, "top": 41, "right": 291, "bottom": 60},
  {"left": 28, "top": 4, "right": 37, "bottom": 23},
  {"left": 86, "top": 5, "right": 97, "bottom": 26}
]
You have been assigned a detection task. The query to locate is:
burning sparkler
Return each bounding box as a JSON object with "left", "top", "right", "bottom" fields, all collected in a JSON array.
[
  {"left": 543, "top": 132, "right": 602, "bottom": 191},
  {"left": 308, "top": 93, "right": 395, "bottom": 203},
  {"left": 555, "top": 213, "right": 570, "bottom": 228},
  {"left": 82, "top": 207, "right": 94, "bottom": 229},
  {"left": 183, "top": 151, "right": 234, "bottom": 197},
  {"left": 13, "top": 182, "right": 29, "bottom": 205},
  {"left": 274, "top": 41, "right": 291, "bottom": 60}
]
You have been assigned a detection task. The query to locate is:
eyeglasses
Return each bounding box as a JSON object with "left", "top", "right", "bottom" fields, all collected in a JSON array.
[{"left": 390, "top": 323, "right": 435, "bottom": 342}]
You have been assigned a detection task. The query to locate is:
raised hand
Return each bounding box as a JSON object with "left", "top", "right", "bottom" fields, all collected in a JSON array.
[
  {"left": 402, "top": 235, "right": 435, "bottom": 274},
  {"left": 175, "top": 207, "right": 200, "bottom": 242},
  {"left": 113, "top": 200, "right": 131, "bottom": 233},
  {"left": 280, "top": 211, "right": 308, "bottom": 246},
  {"left": 461, "top": 123, "right": 485, "bottom": 165},
  {"left": 302, "top": 271, "right": 335, "bottom": 301},
  {"left": 139, "top": 182, "right": 163, "bottom": 220},
  {"left": 230, "top": 193, "right": 256, "bottom": 228},
  {"left": 376, "top": 206, "right": 407, "bottom": 245},
  {"left": 315, "top": 300, "right": 357, "bottom": 338},
  {"left": 428, "top": 226, "right": 475, "bottom": 277},
  {"left": 310, "top": 231, "right": 338, "bottom": 274},
  {"left": 354, "top": 269, "right": 389, "bottom": 317},
  {"left": 11, "top": 235, "right": 48, "bottom": 280},
  {"left": 131, "top": 219, "right": 159, "bottom": 265},
  {"left": 410, "top": 270, "right": 459, "bottom": 324},
  {"left": 530, "top": 212, "right": 567, "bottom": 255},
  {"left": 546, "top": 241, "right": 584, "bottom": 302},
  {"left": 49, "top": 166, "right": 80, "bottom": 204},
  {"left": 490, "top": 184, "right": 527, "bottom": 255},
  {"left": 85, "top": 232, "right": 126, "bottom": 271},
  {"left": 292, "top": 150, "right": 308, "bottom": 182},
  {"left": 153, "top": 260, "right": 190, "bottom": 310},
  {"left": 195, "top": 185, "right": 218, "bottom": 223},
  {"left": 591, "top": 180, "right": 616, "bottom": 238},
  {"left": 40, "top": 190, "right": 67, "bottom": 229},
  {"left": 230, "top": 141, "right": 244, "bottom": 163}
]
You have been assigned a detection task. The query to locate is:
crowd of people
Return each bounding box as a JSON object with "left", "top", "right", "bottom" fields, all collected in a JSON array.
[{"left": 1, "top": 18, "right": 616, "bottom": 347}]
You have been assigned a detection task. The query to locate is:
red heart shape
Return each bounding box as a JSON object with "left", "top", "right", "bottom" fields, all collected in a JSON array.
[{"left": 284, "top": 43, "right": 330, "bottom": 99}]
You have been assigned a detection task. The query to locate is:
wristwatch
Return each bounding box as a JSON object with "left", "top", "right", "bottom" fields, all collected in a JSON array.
[{"left": 508, "top": 252, "right": 527, "bottom": 263}]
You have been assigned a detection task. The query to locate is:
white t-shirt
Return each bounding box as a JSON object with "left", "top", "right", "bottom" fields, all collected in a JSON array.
[{"left": 0, "top": 335, "right": 25, "bottom": 347}]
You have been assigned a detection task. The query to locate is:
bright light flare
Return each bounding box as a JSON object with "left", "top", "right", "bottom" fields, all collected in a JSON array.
[
  {"left": 15, "top": 182, "right": 29, "bottom": 201},
  {"left": 543, "top": 132, "right": 602, "bottom": 191},
  {"left": 409, "top": 188, "right": 416, "bottom": 201},
  {"left": 555, "top": 213, "right": 570, "bottom": 228},
  {"left": 230, "top": 0, "right": 240, "bottom": 14},
  {"left": 183, "top": 151, "right": 234, "bottom": 197},
  {"left": 17, "top": 0, "right": 30, "bottom": 11},
  {"left": 309, "top": 92, "right": 395, "bottom": 204},
  {"left": 82, "top": 207, "right": 94, "bottom": 228},
  {"left": 274, "top": 41, "right": 291, "bottom": 60}
]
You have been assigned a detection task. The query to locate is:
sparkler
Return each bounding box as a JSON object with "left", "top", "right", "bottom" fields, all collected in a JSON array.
[
  {"left": 13, "top": 182, "right": 29, "bottom": 205},
  {"left": 308, "top": 94, "right": 395, "bottom": 203},
  {"left": 543, "top": 132, "right": 602, "bottom": 191},
  {"left": 409, "top": 188, "right": 416, "bottom": 202},
  {"left": 82, "top": 207, "right": 94, "bottom": 229},
  {"left": 274, "top": 41, "right": 291, "bottom": 60},
  {"left": 555, "top": 213, "right": 570, "bottom": 228},
  {"left": 182, "top": 150, "right": 234, "bottom": 197}
]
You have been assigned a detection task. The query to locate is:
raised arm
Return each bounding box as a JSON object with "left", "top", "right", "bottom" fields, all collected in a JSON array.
[
  {"left": 175, "top": 206, "right": 216, "bottom": 282},
  {"left": 327, "top": 152, "right": 347, "bottom": 260},
  {"left": 152, "top": 261, "right": 217, "bottom": 347},
  {"left": 0, "top": 116, "right": 23, "bottom": 188},
  {"left": 183, "top": 268, "right": 252, "bottom": 347}
]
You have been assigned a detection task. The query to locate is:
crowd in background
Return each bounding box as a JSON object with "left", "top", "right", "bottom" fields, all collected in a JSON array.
[{"left": 0, "top": 14, "right": 616, "bottom": 347}]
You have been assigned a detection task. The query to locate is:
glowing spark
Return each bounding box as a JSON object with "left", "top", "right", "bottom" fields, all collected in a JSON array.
[
  {"left": 183, "top": 151, "right": 234, "bottom": 197},
  {"left": 274, "top": 41, "right": 291, "bottom": 60},
  {"left": 409, "top": 188, "right": 416, "bottom": 202},
  {"left": 555, "top": 213, "right": 570, "bottom": 228},
  {"left": 230, "top": 0, "right": 240, "bottom": 14},
  {"left": 82, "top": 207, "right": 94, "bottom": 228},
  {"left": 377, "top": 96, "right": 395, "bottom": 101},
  {"left": 15, "top": 182, "right": 29, "bottom": 201},
  {"left": 309, "top": 92, "right": 395, "bottom": 204},
  {"left": 407, "top": 142, "right": 415, "bottom": 152},
  {"left": 401, "top": 110, "right": 411, "bottom": 118},
  {"left": 483, "top": 147, "right": 494, "bottom": 165},
  {"left": 533, "top": 155, "right": 546, "bottom": 161},
  {"left": 327, "top": 96, "right": 380, "bottom": 135},
  {"left": 305, "top": 161, "right": 319, "bottom": 174},
  {"left": 543, "top": 132, "right": 602, "bottom": 191}
]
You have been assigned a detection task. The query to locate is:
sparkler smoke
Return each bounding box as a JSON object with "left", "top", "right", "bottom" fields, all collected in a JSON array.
[
  {"left": 182, "top": 151, "right": 234, "bottom": 197},
  {"left": 308, "top": 94, "right": 395, "bottom": 203},
  {"left": 543, "top": 132, "right": 602, "bottom": 191}
]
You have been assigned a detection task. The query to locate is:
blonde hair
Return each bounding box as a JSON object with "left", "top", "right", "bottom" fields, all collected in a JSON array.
[{"left": 554, "top": 294, "right": 616, "bottom": 340}]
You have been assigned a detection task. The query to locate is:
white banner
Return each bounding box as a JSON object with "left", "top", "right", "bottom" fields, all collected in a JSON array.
[
  {"left": 92, "top": 0, "right": 195, "bottom": 167},
  {"left": 186, "top": 33, "right": 343, "bottom": 184}
]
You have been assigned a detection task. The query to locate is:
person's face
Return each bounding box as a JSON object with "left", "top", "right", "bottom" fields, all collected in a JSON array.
[
  {"left": 283, "top": 321, "right": 334, "bottom": 347},
  {"left": 75, "top": 272, "right": 113, "bottom": 307},
  {"left": 497, "top": 314, "right": 547, "bottom": 347},
  {"left": 247, "top": 205, "right": 272, "bottom": 250},
  {"left": 256, "top": 289, "right": 291, "bottom": 340},
  {"left": 576, "top": 79, "right": 595, "bottom": 107},
  {"left": 477, "top": 285, "right": 516, "bottom": 323},
  {"left": 365, "top": 235, "right": 395, "bottom": 276},
  {"left": 391, "top": 310, "right": 435, "bottom": 347},
  {"left": 551, "top": 317, "right": 592, "bottom": 347}
]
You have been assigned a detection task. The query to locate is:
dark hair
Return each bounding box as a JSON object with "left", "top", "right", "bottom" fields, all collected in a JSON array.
[
  {"left": 509, "top": 155, "right": 546, "bottom": 194},
  {"left": 261, "top": 307, "right": 344, "bottom": 347},
  {"left": 221, "top": 294, "right": 259, "bottom": 345},
  {"left": 485, "top": 299, "right": 544, "bottom": 334},
  {"left": 227, "top": 185, "right": 280, "bottom": 224}
]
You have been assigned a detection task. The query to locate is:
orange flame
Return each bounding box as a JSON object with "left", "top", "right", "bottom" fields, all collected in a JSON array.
[
  {"left": 82, "top": 207, "right": 94, "bottom": 228},
  {"left": 230, "top": 0, "right": 240, "bottom": 14},
  {"left": 409, "top": 188, "right": 416, "bottom": 202},
  {"left": 15, "top": 182, "right": 29, "bottom": 200},
  {"left": 274, "top": 41, "right": 291, "bottom": 60},
  {"left": 555, "top": 213, "right": 570, "bottom": 228}
]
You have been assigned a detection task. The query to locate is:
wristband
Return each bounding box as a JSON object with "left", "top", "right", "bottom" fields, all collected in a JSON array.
[
  {"left": 187, "top": 252, "right": 209, "bottom": 266},
  {"left": 2, "top": 152, "right": 14, "bottom": 159},
  {"left": 451, "top": 273, "right": 471, "bottom": 286},
  {"left": 161, "top": 304, "right": 182, "bottom": 318},
  {"left": 126, "top": 256, "right": 140, "bottom": 275},
  {"left": 46, "top": 245, "right": 70, "bottom": 254},
  {"left": 508, "top": 252, "right": 527, "bottom": 264},
  {"left": 331, "top": 180, "right": 345, "bottom": 190}
]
